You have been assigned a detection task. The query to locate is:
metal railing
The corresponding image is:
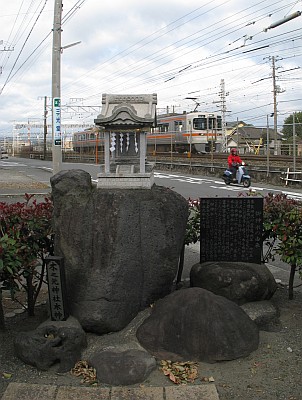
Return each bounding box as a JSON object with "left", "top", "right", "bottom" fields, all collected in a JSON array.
[{"left": 280, "top": 168, "right": 302, "bottom": 186}]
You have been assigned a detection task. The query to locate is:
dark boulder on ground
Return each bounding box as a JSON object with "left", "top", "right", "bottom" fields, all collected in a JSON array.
[
  {"left": 89, "top": 349, "right": 156, "bottom": 386},
  {"left": 136, "top": 287, "right": 259, "bottom": 363},
  {"left": 241, "top": 300, "right": 281, "bottom": 332},
  {"left": 14, "top": 316, "right": 87, "bottom": 372},
  {"left": 50, "top": 169, "right": 188, "bottom": 334},
  {"left": 190, "top": 261, "right": 277, "bottom": 305}
]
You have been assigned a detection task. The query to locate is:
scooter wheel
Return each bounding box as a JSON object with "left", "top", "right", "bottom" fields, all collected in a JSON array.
[{"left": 243, "top": 178, "right": 251, "bottom": 188}]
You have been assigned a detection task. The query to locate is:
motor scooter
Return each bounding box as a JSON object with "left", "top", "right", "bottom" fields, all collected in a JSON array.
[{"left": 222, "top": 163, "right": 251, "bottom": 188}]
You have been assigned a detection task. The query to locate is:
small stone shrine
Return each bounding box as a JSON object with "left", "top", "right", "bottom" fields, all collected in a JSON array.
[{"left": 94, "top": 93, "right": 157, "bottom": 189}]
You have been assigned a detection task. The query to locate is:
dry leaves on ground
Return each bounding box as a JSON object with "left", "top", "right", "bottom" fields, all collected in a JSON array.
[
  {"left": 71, "top": 360, "right": 98, "bottom": 385},
  {"left": 160, "top": 360, "right": 199, "bottom": 384}
]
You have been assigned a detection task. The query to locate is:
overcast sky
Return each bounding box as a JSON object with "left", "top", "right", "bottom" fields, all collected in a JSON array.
[{"left": 0, "top": 0, "right": 301, "bottom": 137}]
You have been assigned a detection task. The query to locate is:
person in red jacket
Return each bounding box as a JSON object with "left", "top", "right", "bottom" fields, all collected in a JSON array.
[{"left": 227, "top": 148, "right": 242, "bottom": 180}]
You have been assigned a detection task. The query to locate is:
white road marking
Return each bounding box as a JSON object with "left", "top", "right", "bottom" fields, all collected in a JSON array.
[
  {"left": 154, "top": 172, "right": 302, "bottom": 200},
  {"left": 0, "top": 161, "right": 27, "bottom": 167}
]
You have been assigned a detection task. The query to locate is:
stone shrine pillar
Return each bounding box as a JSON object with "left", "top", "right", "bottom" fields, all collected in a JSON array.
[{"left": 94, "top": 94, "right": 157, "bottom": 189}]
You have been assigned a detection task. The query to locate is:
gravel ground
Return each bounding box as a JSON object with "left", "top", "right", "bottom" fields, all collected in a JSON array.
[{"left": 0, "top": 284, "right": 301, "bottom": 400}]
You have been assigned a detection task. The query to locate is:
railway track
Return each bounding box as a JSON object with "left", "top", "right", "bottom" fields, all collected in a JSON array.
[
  {"left": 25, "top": 150, "right": 301, "bottom": 170},
  {"left": 147, "top": 152, "right": 302, "bottom": 168}
]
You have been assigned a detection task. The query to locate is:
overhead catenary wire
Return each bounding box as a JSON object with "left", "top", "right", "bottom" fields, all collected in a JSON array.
[
  {"left": 0, "top": 0, "right": 88, "bottom": 95},
  {"left": 0, "top": 0, "right": 48, "bottom": 95},
  {"left": 63, "top": 0, "right": 288, "bottom": 98},
  {"left": 62, "top": 2, "right": 300, "bottom": 108},
  {"left": 62, "top": 0, "right": 287, "bottom": 94},
  {"left": 8, "top": 2, "right": 300, "bottom": 102},
  {"left": 0, "top": 1, "right": 298, "bottom": 130}
]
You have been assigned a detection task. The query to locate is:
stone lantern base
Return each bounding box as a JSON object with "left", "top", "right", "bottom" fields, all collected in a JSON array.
[{"left": 97, "top": 161, "right": 154, "bottom": 189}]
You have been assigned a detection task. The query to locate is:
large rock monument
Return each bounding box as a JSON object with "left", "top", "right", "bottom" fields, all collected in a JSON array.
[{"left": 50, "top": 94, "right": 188, "bottom": 334}]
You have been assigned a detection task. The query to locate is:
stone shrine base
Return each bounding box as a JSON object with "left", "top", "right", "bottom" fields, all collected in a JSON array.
[{"left": 97, "top": 172, "right": 154, "bottom": 189}]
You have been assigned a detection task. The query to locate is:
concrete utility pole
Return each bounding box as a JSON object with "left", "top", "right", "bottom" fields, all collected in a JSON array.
[
  {"left": 271, "top": 56, "right": 278, "bottom": 155},
  {"left": 52, "top": 0, "right": 63, "bottom": 174},
  {"left": 266, "top": 115, "right": 270, "bottom": 177},
  {"left": 293, "top": 112, "right": 296, "bottom": 173},
  {"left": 43, "top": 96, "right": 48, "bottom": 160},
  {"left": 38, "top": 96, "right": 51, "bottom": 159}
]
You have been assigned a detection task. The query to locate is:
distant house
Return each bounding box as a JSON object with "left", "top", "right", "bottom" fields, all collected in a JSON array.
[
  {"left": 226, "top": 121, "right": 246, "bottom": 134},
  {"left": 225, "top": 123, "right": 282, "bottom": 154}
]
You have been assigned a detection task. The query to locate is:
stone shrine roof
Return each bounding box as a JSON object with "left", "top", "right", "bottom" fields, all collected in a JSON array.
[{"left": 94, "top": 93, "right": 157, "bottom": 129}]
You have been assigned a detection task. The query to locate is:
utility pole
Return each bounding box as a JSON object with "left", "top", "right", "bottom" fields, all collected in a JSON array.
[
  {"left": 293, "top": 112, "right": 296, "bottom": 173},
  {"left": 220, "top": 79, "right": 227, "bottom": 152},
  {"left": 259, "top": 56, "right": 285, "bottom": 155},
  {"left": 52, "top": 0, "right": 63, "bottom": 174},
  {"left": 43, "top": 96, "right": 48, "bottom": 160},
  {"left": 266, "top": 115, "right": 270, "bottom": 177},
  {"left": 271, "top": 56, "right": 278, "bottom": 155},
  {"left": 213, "top": 79, "right": 229, "bottom": 152},
  {"left": 38, "top": 96, "right": 50, "bottom": 159}
]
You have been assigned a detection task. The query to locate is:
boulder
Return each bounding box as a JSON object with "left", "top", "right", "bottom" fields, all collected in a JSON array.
[
  {"left": 136, "top": 287, "right": 259, "bottom": 363},
  {"left": 50, "top": 169, "right": 188, "bottom": 334},
  {"left": 241, "top": 301, "right": 281, "bottom": 332},
  {"left": 190, "top": 261, "right": 277, "bottom": 305},
  {"left": 89, "top": 349, "right": 156, "bottom": 385},
  {"left": 14, "top": 316, "right": 87, "bottom": 372}
]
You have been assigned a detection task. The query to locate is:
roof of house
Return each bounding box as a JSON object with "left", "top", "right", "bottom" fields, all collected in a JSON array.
[
  {"left": 226, "top": 121, "right": 246, "bottom": 128},
  {"left": 229, "top": 126, "right": 282, "bottom": 140}
]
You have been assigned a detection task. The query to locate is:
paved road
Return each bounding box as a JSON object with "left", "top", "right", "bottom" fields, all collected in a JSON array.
[
  {"left": 2, "top": 157, "right": 302, "bottom": 200},
  {"left": 154, "top": 170, "right": 302, "bottom": 201}
]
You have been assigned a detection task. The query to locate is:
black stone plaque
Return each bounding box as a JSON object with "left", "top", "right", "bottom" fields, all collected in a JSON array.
[
  {"left": 46, "top": 256, "right": 69, "bottom": 321},
  {"left": 200, "top": 197, "right": 263, "bottom": 264}
]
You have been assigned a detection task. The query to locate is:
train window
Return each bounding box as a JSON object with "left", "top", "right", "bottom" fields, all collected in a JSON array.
[
  {"left": 217, "top": 116, "right": 222, "bottom": 129},
  {"left": 193, "top": 117, "right": 206, "bottom": 130},
  {"left": 209, "top": 118, "right": 216, "bottom": 129},
  {"left": 158, "top": 123, "right": 169, "bottom": 133},
  {"left": 174, "top": 121, "right": 183, "bottom": 131},
  {"left": 209, "top": 117, "right": 222, "bottom": 130}
]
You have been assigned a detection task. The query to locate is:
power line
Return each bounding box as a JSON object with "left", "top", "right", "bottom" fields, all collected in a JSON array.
[
  {"left": 1, "top": 0, "right": 301, "bottom": 129},
  {"left": 0, "top": 0, "right": 48, "bottom": 94},
  {"left": 0, "top": 0, "right": 88, "bottom": 95}
]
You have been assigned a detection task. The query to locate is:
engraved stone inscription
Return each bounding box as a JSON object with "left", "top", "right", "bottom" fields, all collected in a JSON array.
[
  {"left": 200, "top": 197, "right": 263, "bottom": 263},
  {"left": 46, "top": 256, "right": 69, "bottom": 321}
]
